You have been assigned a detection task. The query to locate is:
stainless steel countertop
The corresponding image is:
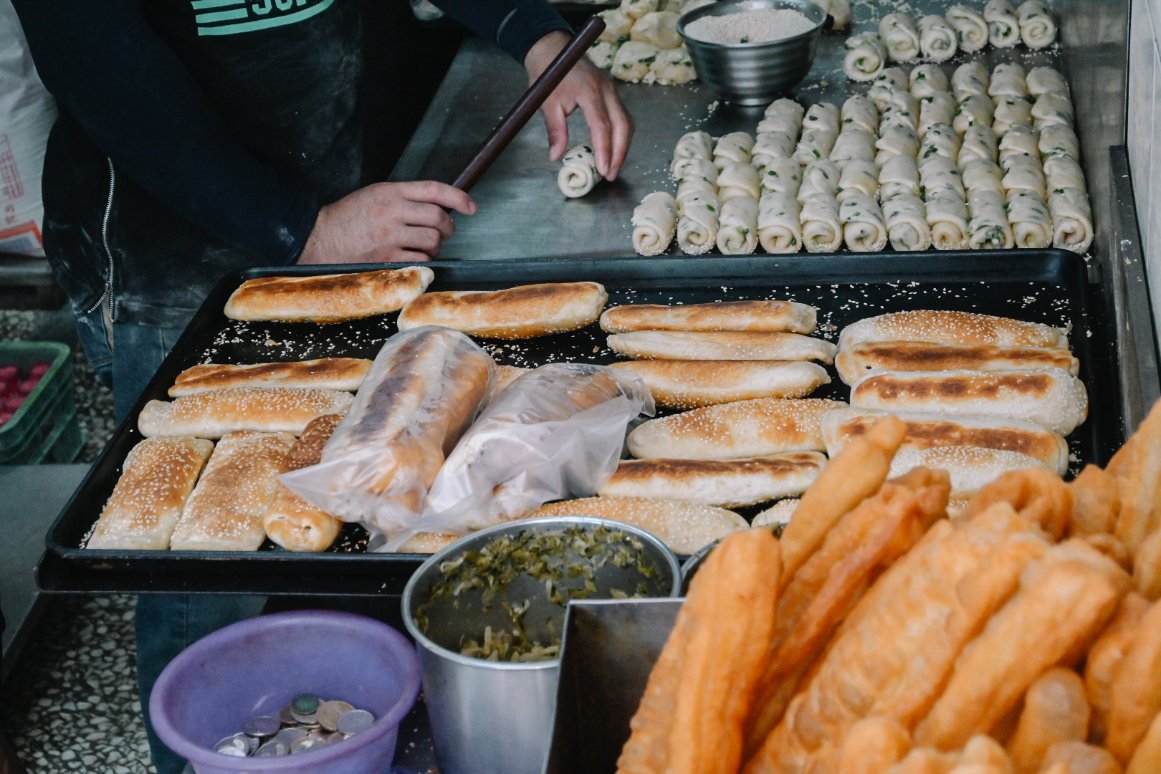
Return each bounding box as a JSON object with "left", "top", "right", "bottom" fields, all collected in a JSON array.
[{"left": 392, "top": 9, "right": 1160, "bottom": 427}]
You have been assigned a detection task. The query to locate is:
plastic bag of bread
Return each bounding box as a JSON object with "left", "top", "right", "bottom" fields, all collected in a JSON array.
[
  {"left": 281, "top": 326, "right": 495, "bottom": 539},
  {"left": 383, "top": 363, "right": 654, "bottom": 550}
]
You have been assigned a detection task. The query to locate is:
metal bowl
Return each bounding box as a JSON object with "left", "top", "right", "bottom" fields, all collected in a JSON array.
[
  {"left": 401, "top": 517, "right": 680, "bottom": 774},
  {"left": 678, "top": 0, "right": 826, "bottom": 106}
]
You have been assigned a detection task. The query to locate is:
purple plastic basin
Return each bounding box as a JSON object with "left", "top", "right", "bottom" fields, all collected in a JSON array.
[{"left": 149, "top": 610, "right": 420, "bottom": 774}]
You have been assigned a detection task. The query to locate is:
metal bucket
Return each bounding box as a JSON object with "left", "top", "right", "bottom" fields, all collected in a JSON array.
[{"left": 401, "top": 517, "right": 681, "bottom": 774}]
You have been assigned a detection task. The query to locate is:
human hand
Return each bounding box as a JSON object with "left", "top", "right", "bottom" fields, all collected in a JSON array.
[
  {"left": 297, "top": 181, "right": 476, "bottom": 265},
  {"left": 524, "top": 30, "right": 634, "bottom": 180}
]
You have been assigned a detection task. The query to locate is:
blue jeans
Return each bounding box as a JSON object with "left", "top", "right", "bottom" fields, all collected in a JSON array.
[{"left": 75, "top": 309, "right": 265, "bottom": 774}]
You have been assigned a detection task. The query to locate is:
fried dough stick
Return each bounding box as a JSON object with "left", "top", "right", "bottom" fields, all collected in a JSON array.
[
  {"left": 888, "top": 734, "right": 1013, "bottom": 773},
  {"left": 616, "top": 529, "right": 781, "bottom": 774},
  {"left": 1107, "top": 400, "right": 1161, "bottom": 555},
  {"left": 1084, "top": 593, "right": 1150, "bottom": 743},
  {"left": 745, "top": 502, "right": 1050, "bottom": 774},
  {"left": 1006, "top": 668, "right": 1091, "bottom": 773},
  {"left": 1126, "top": 711, "right": 1161, "bottom": 774},
  {"left": 1106, "top": 598, "right": 1161, "bottom": 764},
  {"left": 778, "top": 415, "right": 908, "bottom": 586},
  {"left": 744, "top": 467, "right": 950, "bottom": 756},
  {"left": 1038, "top": 741, "right": 1123, "bottom": 774},
  {"left": 914, "top": 541, "right": 1130, "bottom": 751},
  {"left": 1067, "top": 465, "right": 1120, "bottom": 537},
  {"left": 961, "top": 466, "right": 1073, "bottom": 540}
]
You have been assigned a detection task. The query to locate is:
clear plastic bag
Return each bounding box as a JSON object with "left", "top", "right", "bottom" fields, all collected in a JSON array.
[
  {"left": 281, "top": 327, "right": 495, "bottom": 537},
  {"left": 381, "top": 362, "right": 654, "bottom": 551}
]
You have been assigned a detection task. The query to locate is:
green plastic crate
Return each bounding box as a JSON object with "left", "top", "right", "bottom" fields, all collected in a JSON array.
[{"left": 0, "top": 341, "right": 85, "bottom": 465}]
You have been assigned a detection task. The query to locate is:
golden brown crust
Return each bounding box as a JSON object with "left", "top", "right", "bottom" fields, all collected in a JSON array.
[
  {"left": 170, "top": 431, "right": 295, "bottom": 551},
  {"left": 617, "top": 530, "right": 782, "bottom": 774},
  {"left": 913, "top": 540, "right": 1129, "bottom": 751},
  {"left": 837, "top": 310, "right": 1068, "bottom": 350},
  {"left": 87, "top": 437, "right": 215, "bottom": 550},
  {"left": 396, "top": 281, "right": 607, "bottom": 338},
  {"left": 599, "top": 452, "right": 826, "bottom": 508},
  {"left": 823, "top": 408, "right": 1070, "bottom": 475},
  {"left": 263, "top": 414, "right": 345, "bottom": 553},
  {"left": 223, "top": 266, "right": 434, "bottom": 322},
  {"left": 1005, "top": 668, "right": 1091, "bottom": 772},
  {"left": 1106, "top": 598, "right": 1161, "bottom": 764},
  {"left": 600, "top": 300, "right": 817, "bottom": 334},
  {"left": 835, "top": 340, "right": 1078, "bottom": 385},
  {"left": 610, "top": 360, "right": 830, "bottom": 409},
  {"left": 1085, "top": 593, "right": 1151, "bottom": 744},
  {"left": 849, "top": 368, "right": 1088, "bottom": 436},
  {"left": 138, "top": 387, "right": 354, "bottom": 439},
  {"left": 169, "top": 358, "right": 372, "bottom": 397},
  {"left": 627, "top": 398, "right": 846, "bottom": 460},
  {"left": 607, "top": 331, "right": 836, "bottom": 363},
  {"left": 530, "top": 496, "right": 748, "bottom": 555}
]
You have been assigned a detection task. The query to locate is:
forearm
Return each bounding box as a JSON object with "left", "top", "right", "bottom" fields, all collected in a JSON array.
[{"left": 12, "top": 0, "right": 318, "bottom": 264}]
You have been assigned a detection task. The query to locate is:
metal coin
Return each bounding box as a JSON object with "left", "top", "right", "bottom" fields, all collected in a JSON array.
[
  {"left": 290, "top": 709, "right": 319, "bottom": 726},
  {"left": 336, "top": 708, "right": 375, "bottom": 736},
  {"left": 279, "top": 704, "right": 296, "bottom": 726},
  {"left": 289, "top": 733, "right": 328, "bottom": 755},
  {"left": 290, "top": 693, "right": 321, "bottom": 715},
  {"left": 254, "top": 740, "right": 289, "bottom": 758},
  {"left": 213, "top": 734, "right": 252, "bottom": 757},
  {"left": 273, "top": 727, "right": 308, "bottom": 746},
  {"left": 317, "top": 700, "right": 355, "bottom": 732},
  {"left": 325, "top": 731, "right": 345, "bottom": 745},
  {"left": 243, "top": 715, "right": 281, "bottom": 738}
]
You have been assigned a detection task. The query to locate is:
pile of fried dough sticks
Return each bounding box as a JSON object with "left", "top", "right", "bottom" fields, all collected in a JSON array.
[{"left": 617, "top": 399, "right": 1161, "bottom": 774}]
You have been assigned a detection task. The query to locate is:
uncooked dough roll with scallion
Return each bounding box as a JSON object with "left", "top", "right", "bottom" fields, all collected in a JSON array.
[
  {"left": 796, "top": 158, "right": 840, "bottom": 201},
  {"left": 716, "top": 196, "right": 759, "bottom": 255},
  {"left": 951, "top": 61, "right": 990, "bottom": 101},
  {"left": 760, "top": 98, "right": 805, "bottom": 136},
  {"left": 961, "top": 158, "right": 1005, "bottom": 196},
  {"left": 1001, "top": 154, "right": 1047, "bottom": 200},
  {"left": 984, "top": 0, "right": 1020, "bottom": 47},
  {"left": 630, "top": 10, "right": 681, "bottom": 48},
  {"left": 713, "top": 131, "right": 755, "bottom": 170},
  {"left": 1039, "top": 124, "right": 1080, "bottom": 160},
  {"left": 586, "top": 41, "right": 617, "bottom": 70},
  {"left": 839, "top": 193, "right": 888, "bottom": 252},
  {"left": 917, "top": 14, "right": 958, "bottom": 62},
  {"left": 671, "top": 155, "right": 718, "bottom": 187},
  {"left": 841, "top": 94, "right": 879, "bottom": 135},
  {"left": 751, "top": 132, "right": 797, "bottom": 170},
  {"left": 967, "top": 190, "right": 1015, "bottom": 249},
  {"left": 1006, "top": 190, "right": 1053, "bottom": 248},
  {"left": 1049, "top": 187, "right": 1094, "bottom": 253},
  {"left": 597, "top": 8, "right": 633, "bottom": 44},
  {"left": 761, "top": 157, "right": 802, "bottom": 196},
  {"left": 883, "top": 193, "right": 932, "bottom": 251},
  {"left": 794, "top": 128, "right": 837, "bottom": 166},
  {"left": 879, "top": 13, "right": 920, "bottom": 62},
  {"left": 997, "top": 124, "right": 1039, "bottom": 162},
  {"left": 879, "top": 155, "right": 920, "bottom": 201},
  {"left": 843, "top": 32, "right": 888, "bottom": 83},
  {"left": 672, "top": 130, "right": 714, "bottom": 165},
  {"left": 1026, "top": 66, "right": 1068, "bottom": 98},
  {"left": 757, "top": 192, "right": 803, "bottom": 254},
  {"left": 557, "top": 145, "right": 602, "bottom": 198},
  {"left": 717, "top": 162, "right": 762, "bottom": 203},
  {"left": 919, "top": 123, "right": 961, "bottom": 162},
  {"left": 632, "top": 192, "right": 677, "bottom": 256},
  {"left": 988, "top": 62, "right": 1029, "bottom": 99},
  {"left": 952, "top": 95, "right": 995, "bottom": 135},
  {"left": 1017, "top": 0, "right": 1057, "bottom": 48},
  {"left": 992, "top": 97, "right": 1033, "bottom": 136},
  {"left": 1031, "top": 93, "right": 1074, "bottom": 130},
  {"left": 649, "top": 47, "right": 697, "bottom": 86},
  {"left": 836, "top": 160, "right": 879, "bottom": 203},
  {"left": 800, "top": 193, "right": 843, "bottom": 253},
  {"left": 1043, "top": 155, "right": 1087, "bottom": 193},
  {"left": 920, "top": 155, "right": 966, "bottom": 200},
  {"left": 958, "top": 124, "right": 999, "bottom": 167},
  {"left": 918, "top": 93, "right": 956, "bottom": 136},
  {"left": 875, "top": 124, "right": 919, "bottom": 167},
  {"left": 926, "top": 192, "right": 969, "bottom": 249},
  {"left": 677, "top": 193, "right": 720, "bottom": 256},
  {"left": 945, "top": 5, "right": 988, "bottom": 52},
  {"left": 909, "top": 64, "right": 950, "bottom": 98},
  {"left": 611, "top": 41, "right": 660, "bottom": 83},
  {"left": 829, "top": 128, "right": 876, "bottom": 165}
]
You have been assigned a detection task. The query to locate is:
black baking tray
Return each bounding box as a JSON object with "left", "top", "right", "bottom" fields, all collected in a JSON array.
[{"left": 38, "top": 250, "right": 1122, "bottom": 596}]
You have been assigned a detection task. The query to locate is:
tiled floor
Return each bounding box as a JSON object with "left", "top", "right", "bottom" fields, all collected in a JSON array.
[{"left": 1, "top": 307, "right": 152, "bottom": 772}]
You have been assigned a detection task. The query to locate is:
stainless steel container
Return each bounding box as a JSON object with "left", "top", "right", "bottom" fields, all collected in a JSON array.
[
  {"left": 401, "top": 517, "right": 681, "bottom": 774},
  {"left": 678, "top": 0, "right": 826, "bottom": 106}
]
